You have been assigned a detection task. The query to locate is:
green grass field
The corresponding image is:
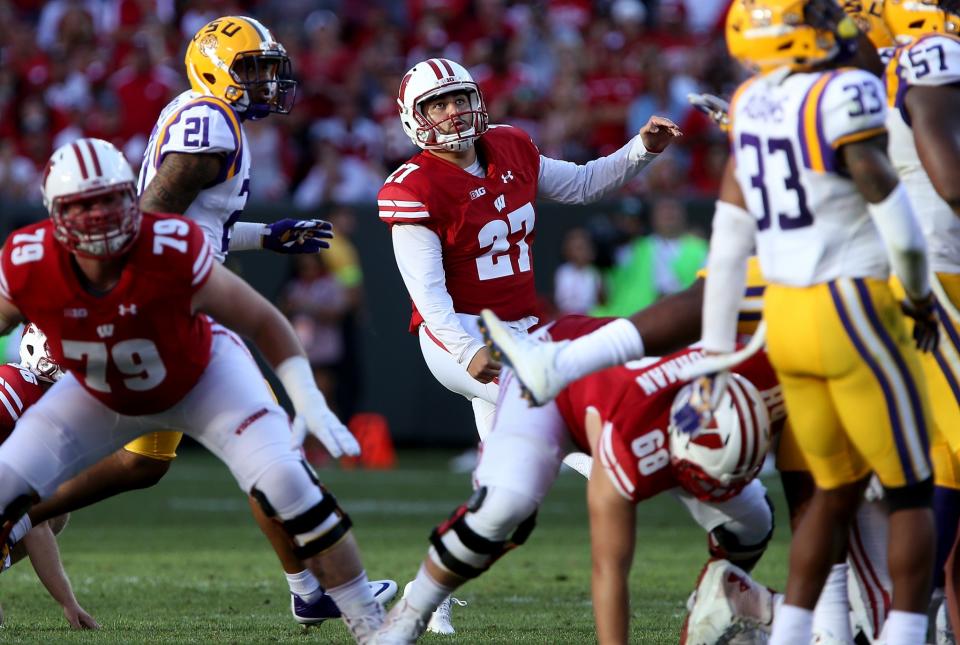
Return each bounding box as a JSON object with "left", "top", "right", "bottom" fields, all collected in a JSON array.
[{"left": 0, "top": 450, "right": 792, "bottom": 644}]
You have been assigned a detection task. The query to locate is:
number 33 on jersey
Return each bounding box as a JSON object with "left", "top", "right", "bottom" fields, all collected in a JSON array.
[
  {"left": 0, "top": 214, "right": 215, "bottom": 415},
  {"left": 378, "top": 125, "right": 542, "bottom": 332},
  {"left": 730, "top": 68, "right": 890, "bottom": 287}
]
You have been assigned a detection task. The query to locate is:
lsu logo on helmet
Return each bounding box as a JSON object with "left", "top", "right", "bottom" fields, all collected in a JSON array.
[
  {"left": 184, "top": 16, "right": 297, "bottom": 119},
  {"left": 726, "top": 0, "right": 861, "bottom": 72}
]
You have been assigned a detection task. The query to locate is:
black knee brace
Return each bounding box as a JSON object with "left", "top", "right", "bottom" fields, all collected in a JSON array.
[
  {"left": 251, "top": 482, "right": 353, "bottom": 559},
  {"left": 708, "top": 494, "right": 775, "bottom": 573},
  {"left": 884, "top": 477, "right": 934, "bottom": 513},
  {"left": 429, "top": 487, "right": 537, "bottom": 579}
]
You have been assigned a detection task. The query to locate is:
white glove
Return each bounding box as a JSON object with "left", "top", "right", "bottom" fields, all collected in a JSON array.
[
  {"left": 289, "top": 395, "right": 360, "bottom": 458},
  {"left": 277, "top": 356, "right": 360, "bottom": 458}
]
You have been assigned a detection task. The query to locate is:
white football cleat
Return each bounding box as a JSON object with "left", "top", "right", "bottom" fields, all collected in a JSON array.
[
  {"left": 938, "top": 601, "right": 956, "bottom": 645},
  {"left": 427, "top": 595, "right": 467, "bottom": 635},
  {"left": 479, "top": 309, "right": 569, "bottom": 406},
  {"left": 372, "top": 597, "right": 429, "bottom": 645},
  {"left": 342, "top": 599, "right": 385, "bottom": 644},
  {"left": 682, "top": 559, "right": 779, "bottom": 645}
]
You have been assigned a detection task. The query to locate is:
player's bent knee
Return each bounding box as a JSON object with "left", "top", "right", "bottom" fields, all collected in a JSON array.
[
  {"left": 250, "top": 459, "right": 352, "bottom": 559},
  {"left": 428, "top": 486, "right": 539, "bottom": 580},
  {"left": 48, "top": 513, "right": 70, "bottom": 536},
  {"left": 0, "top": 464, "right": 36, "bottom": 526},
  {"left": 884, "top": 476, "right": 934, "bottom": 513},
  {"left": 117, "top": 450, "right": 172, "bottom": 489},
  {"left": 709, "top": 494, "right": 774, "bottom": 572}
]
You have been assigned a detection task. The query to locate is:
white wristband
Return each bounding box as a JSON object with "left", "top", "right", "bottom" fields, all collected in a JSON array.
[
  {"left": 276, "top": 355, "right": 319, "bottom": 414},
  {"left": 229, "top": 221, "right": 267, "bottom": 251}
]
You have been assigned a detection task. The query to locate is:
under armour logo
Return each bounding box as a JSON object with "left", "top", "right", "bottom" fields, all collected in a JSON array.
[
  {"left": 501, "top": 171, "right": 514, "bottom": 183},
  {"left": 494, "top": 195, "right": 506, "bottom": 212},
  {"left": 118, "top": 304, "right": 138, "bottom": 316},
  {"left": 97, "top": 324, "right": 114, "bottom": 339}
]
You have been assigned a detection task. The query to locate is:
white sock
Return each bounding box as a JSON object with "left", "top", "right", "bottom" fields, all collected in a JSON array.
[
  {"left": 561, "top": 452, "right": 592, "bottom": 479},
  {"left": 286, "top": 569, "right": 323, "bottom": 601},
  {"left": 812, "top": 563, "right": 852, "bottom": 641},
  {"left": 554, "top": 319, "right": 644, "bottom": 382},
  {"left": 770, "top": 604, "right": 813, "bottom": 645},
  {"left": 326, "top": 571, "right": 376, "bottom": 618},
  {"left": 9, "top": 515, "right": 32, "bottom": 544},
  {"left": 883, "top": 610, "right": 927, "bottom": 644},
  {"left": 405, "top": 564, "right": 456, "bottom": 616}
]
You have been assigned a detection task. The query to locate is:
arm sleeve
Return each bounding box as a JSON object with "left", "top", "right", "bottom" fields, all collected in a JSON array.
[
  {"left": 537, "top": 136, "right": 658, "bottom": 204},
  {"left": 391, "top": 224, "right": 485, "bottom": 365},
  {"left": 701, "top": 201, "right": 757, "bottom": 353},
  {"left": 868, "top": 183, "right": 930, "bottom": 300}
]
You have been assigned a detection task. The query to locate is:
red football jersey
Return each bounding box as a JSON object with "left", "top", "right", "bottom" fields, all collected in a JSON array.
[
  {"left": 0, "top": 213, "right": 214, "bottom": 415},
  {"left": 378, "top": 125, "right": 542, "bottom": 332},
  {"left": 550, "top": 316, "right": 783, "bottom": 503},
  {"left": 0, "top": 363, "right": 48, "bottom": 443}
]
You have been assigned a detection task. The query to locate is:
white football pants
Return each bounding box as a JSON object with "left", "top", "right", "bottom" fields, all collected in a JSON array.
[
  {"left": 418, "top": 316, "right": 592, "bottom": 477},
  {"left": 0, "top": 329, "right": 323, "bottom": 522},
  {"left": 474, "top": 370, "right": 772, "bottom": 540}
]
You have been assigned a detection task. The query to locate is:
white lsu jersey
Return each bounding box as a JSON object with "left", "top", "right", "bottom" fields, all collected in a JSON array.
[
  {"left": 138, "top": 90, "right": 250, "bottom": 262},
  {"left": 730, "top": 68, "right": 890, "bottom": 287},
  {"left": 885, "top": 33, "right": 960, "bottom": 274}
]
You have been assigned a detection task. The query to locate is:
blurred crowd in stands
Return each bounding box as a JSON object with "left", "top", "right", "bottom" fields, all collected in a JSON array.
[{"left": 0, "top": 0, "right": 739, "bottom": 207}]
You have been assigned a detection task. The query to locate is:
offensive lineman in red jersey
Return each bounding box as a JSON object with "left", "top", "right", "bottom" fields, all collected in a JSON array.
[
  {"left": 374, "top": 315, "right": 782, "bottom": 644},
  {"left": 0, "top": 138, "right": 386, "bottom": 642},
  {"left": 0, "top": 324, "right": 98, "bottom": 629}
]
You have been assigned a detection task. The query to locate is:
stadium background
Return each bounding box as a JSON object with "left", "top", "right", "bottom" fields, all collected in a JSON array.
[{"left": 0, "top": 0, "right": 739, "bottom": 446}]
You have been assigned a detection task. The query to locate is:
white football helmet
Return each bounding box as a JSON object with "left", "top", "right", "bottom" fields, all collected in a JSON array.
[
  {"left": 19, "top": 323, "right": 63, "bottom": 382},
  {"left": 669, "top": 373, "right": 771, "bottom": 502},
  {"left": 42, "top": 138, "right": 141, "bottom": 259},
  {"left": 397, "top": 58, "right": 489, "bottom": 152}
]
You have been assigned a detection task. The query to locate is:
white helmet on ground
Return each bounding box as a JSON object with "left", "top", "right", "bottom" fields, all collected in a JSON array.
[
  {"left": 42, "top": 138, "right": 141, "bottom": 259},
  {"left": 397, "top": 57, "right": 489, "bottom": 152},
  {"left": 669, "top": 373, "right": 771, "bottom": 502},
  {"left": 20, "top": 323, "right": 63, "bottom": 382}
]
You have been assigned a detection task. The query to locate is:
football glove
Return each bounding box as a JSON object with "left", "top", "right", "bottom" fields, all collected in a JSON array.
[
  {"left": 290, "top": 396, "right": 360, "bottom": 458},
  {"left": 902, "top": 294, "right": 940, "bottom": 354},
  {"left": 671, "top": 371, "right": 731, "bottom": 435},
  {"left": 687, "top": 93, "right": 730, "bottom": 132},
  {"left": 263, "top": 218, "right": 333, "bottom": 254}
]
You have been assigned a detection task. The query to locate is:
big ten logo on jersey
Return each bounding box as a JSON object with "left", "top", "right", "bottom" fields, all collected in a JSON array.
[{"left": 630, "top": 426, "right": 670, "bottom": 477}]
